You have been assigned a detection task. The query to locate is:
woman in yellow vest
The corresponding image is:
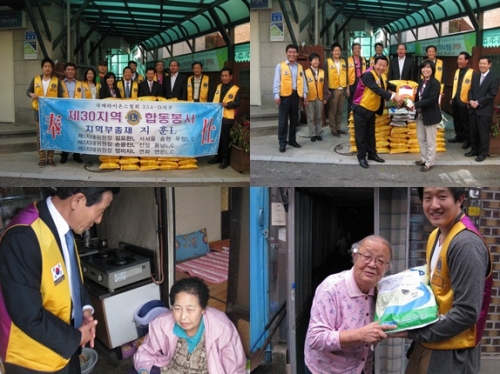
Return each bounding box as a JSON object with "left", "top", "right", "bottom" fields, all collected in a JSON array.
[
  {"left": 82, "top": 67, "right": 100, "bottom": 99},
  {"left": 324, "top": 42, "right": 348, "bottom": 137},
  {"left": 26, "top": 57, "right": 63, "bottom": 168},
  {"left": 304, "top": 53, "right": 328, "bottom": 142}
]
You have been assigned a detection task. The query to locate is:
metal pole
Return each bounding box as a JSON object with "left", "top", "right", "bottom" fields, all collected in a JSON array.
[
  {"left": 66, "top": 0, "right": 70, "bottom": 61},
  {"left": 314, "top": 0, "right": 319, "bottom": 45}
]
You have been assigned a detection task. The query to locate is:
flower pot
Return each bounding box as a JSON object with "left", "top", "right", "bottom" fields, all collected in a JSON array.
[
  {"left": 489, "top": 134, "right": 500, "bottom": 156},
  {"left": 230, "top": 145, "right": 250, "bottom": 173}
]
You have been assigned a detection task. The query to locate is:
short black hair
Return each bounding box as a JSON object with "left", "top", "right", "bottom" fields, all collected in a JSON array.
[
  {"left": 285, "top": 44, "right": 298, "bottom": 53},
  {"left": 397, "top": 43, "right": 406, "bottom": 50},
  {"left": 331, "top": 42, "right": 341, "bottom": 52},
  {"left": 351, "top": 42, "right": 361, "bottom": 50},
  {"left": 64, "top": 62, "right": 76, "bottom": 70},
  {"left": 45, "top": 188, "right": 120, "bottom": 207},
  {"left": 221, "top": 66, "right": 233, "bottom": 75},
  {"left": 374, "top": 55, "right": 388, "bottom": 64},
  {"left": 479, "top": 55, "right": 492, "bottom": 64},
  {"left": 41, "top": 57, "right": 54, "bottom": 69},
  {"left": 98, "top": 60, "right": 107, "bottom": 66},
  {"left": 425, "top": 45, "right": 437, "bottom": 53},
  {"left": 146, "top": 67, "right": 155, "bottom": 74},
  {"left": 128, "top": 61, "right": 137, "bottom": 67},
  {"left": 169, "top": 277, "right": 209, "bottom": 309},
  {"left": 169, "top": 60, "right": 179, "bottom": 67},
  {"left": 83, "top": 67, "right": 97, "bottom": 84},
  {"left": 308, "top": 52, "right": 320, "bottom": 62},
  {"left": 122, "top": 66, "right": 133, "bottom": 74},
  {"left": 191, "top": 61, "right": 203, "bottom": 69},
  {"left": 417, "top": 187, "right": 466, "bottom": 202},
  {"left": 459, "top": 51, "right": 470, "bottom": 60},
  {"left": 374, "top": 42, "right": 383, "bottom": 49},
  {"left": 419, "top": 59, "right": 435, "bottom": 76}
]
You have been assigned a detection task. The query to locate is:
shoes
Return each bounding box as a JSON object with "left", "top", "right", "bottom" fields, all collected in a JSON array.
[
  {"left": 331, "top": 132, "right": 340, "bottom": 138},
  {"left": 359, "top": 159, "right": 369, "bottom": 168},
  {"left": 367, "top": 155, "right": 385, "bottom": 163},
  {"left": 73, "top": 154, "right": 83, "bottom": 163},
  {"left": 47, "top": 160, "right": 56, "bottom": 167},
  {"left": 311, "top": 136, "right": 316, "bottom": 142},
  {"left": 60, "top": 153, "right": 68, "bottom": 164},
  {"left": 475, "top": 155, "right": 486, "bottom": 162},
  {"left": 461, "top": 142, "right": 471, "bottom": 150},
  {"left": 420, "top": 165, "right": 432, "bottom": 172},
  {"left": 289, "top": 141, "right": 301, "bottom": 148},
  {"left": 316, "top": 135, "right": 322, "bottom": 141},
  {"left": 219, "top": 161, "right": 229, "bottom": 169},
  {"left": 38, "top": 160, "right": 46, "bottom": 168},
  {"left": 338, "top": 129, "right": 347, "bottom": 135},
  {"left": 415, "top": 160, "right": 425, "bottom": 165},
  {"left": 279, "top": 146, "right": 286, "bottom": 153},
  {"left": 208, "top": 156, "right": 221, "bottom": 164},
  {"left": 464, "top": 151, "right": 478, "bottom": 157},
  {"left": 448, "top": 137, "right": 463, "bottom": 143}
]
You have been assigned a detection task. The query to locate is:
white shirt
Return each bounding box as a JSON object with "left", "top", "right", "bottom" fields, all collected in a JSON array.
[
  {"left": 398, "top": 57, "right": 405, "bottom": 77},
  {"left": 42, "top": 78, "right": 51, "bottom": 96},
  {"left": 170, "top": 73, "right": 178, "bottom": 91}
]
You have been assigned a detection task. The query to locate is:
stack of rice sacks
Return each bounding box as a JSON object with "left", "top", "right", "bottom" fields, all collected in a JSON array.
[
  {"left": 99, "top": 156, "right": 198, "bottom": 171},
  {"left": 348, "top": 112, "right": 392, "bottom": 154}
]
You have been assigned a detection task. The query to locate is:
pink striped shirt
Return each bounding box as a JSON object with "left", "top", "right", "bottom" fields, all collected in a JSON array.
[{"left": 304, "top": 268, "right": 375, "bottom": 374}]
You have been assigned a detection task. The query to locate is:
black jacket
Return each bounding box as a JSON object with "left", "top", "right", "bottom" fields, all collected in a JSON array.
[
  {"left": 468, "top": 71, "right": 500, "bottom": 117},
  {"left": 389, "top": 56, "right": 416, "bottom": 81},
  {"left": 164, "top": 73, "right": 187, "bottom": 100},
  {"left": 138, "top": 80, "right": 163, "bottom": 97},
  {"left": 415, "top": 76, "right": 442, "bottom": 126}
]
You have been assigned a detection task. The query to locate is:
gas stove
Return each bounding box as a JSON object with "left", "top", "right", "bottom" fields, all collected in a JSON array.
[{"left": 81, "top": 248, "right": 151, "bottom": 291}]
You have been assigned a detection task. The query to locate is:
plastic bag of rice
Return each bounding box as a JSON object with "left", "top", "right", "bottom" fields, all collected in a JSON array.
[{"left": 375, "top": 265, "right": 438, "bottom": 332}]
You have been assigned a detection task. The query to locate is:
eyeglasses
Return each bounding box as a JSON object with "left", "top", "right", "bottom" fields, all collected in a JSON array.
[{"left": 354, "top": 249, "right": 389, "bottom": 267}]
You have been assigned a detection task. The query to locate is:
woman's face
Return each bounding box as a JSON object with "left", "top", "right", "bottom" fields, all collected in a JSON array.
[
  {"left": 173, "top": 291, "right": 204, "bottom": 337},
  {"left": 421, "top": 64, "right": 432, "bottom": 79},
  {"left": 106, "top": 76, "right": 115, "bottom": 86},
  {"left": 86, "top": 70, "right": 95, "bottom": 82}
]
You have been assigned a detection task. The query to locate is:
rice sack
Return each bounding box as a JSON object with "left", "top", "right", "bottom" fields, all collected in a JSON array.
[{"left": 375, "top": 265, "right": 438, "bottom": 332}]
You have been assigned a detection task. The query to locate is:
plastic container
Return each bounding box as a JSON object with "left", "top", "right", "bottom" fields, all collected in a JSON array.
[
  {"left": 80, "top": 348, "right": 98, "bottom": 374},
  {"left": 133, "top": 299, "right": 168, "bottom": 337}
]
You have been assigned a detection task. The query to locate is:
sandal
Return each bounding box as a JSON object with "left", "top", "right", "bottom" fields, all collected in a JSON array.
[{"left": 38, "top": 160, "right": 46, "bottom": 168}]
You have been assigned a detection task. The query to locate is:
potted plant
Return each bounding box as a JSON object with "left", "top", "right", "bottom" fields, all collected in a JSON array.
[
  {"left": 490, "top": 106, "right": 500, "bottom": 155},
  {"left": 229, "top": 117, "right": 250, "bottom": 172}
]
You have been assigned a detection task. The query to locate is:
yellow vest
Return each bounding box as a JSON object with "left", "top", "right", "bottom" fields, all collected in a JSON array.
[
  {"left": 213, "top": 84, "right": 240, "bottom": 119},
  {"left": 32, "top": 75, "right": 59, "bottom": 110},
  {"left": 82, "top": 82, "right": 101, "bottom": 99},
  {"left": 304, "top": 68, "right": 324, "bottom": 101},
  {"left": 61, "top": 80, "right": 83, "bottom": 99},
  {"left": 327, "top": 58, "right": 347, "bottom": 89},
  {"left": 1, "top": 203, "right": 78, "bottom": 371},
  {"left": 117, "top": 80, "right": 139, "bottom": 99},
  {"left": 279, "top": 62, "right": 304, "bottom": 97},
  {"left": 187, "top": 75, "right": 210, "bottom": 102},
  {"left": 369, "top": 56, "right": 390, "bottom": 76},
  {"left": 134, "top": 74, "right": 144, "bottom": 83},
  {"left": 347, "top": 56, "right": 366, "bottom": 85},
  {"left": 359, "top": 70, "right": 386, "bottom": 112},
  {"left": 452, "top": 68, "right": 474, "bottom": 103},
  {"left": 423, "top": 215, "right": 492, "bottom": 350}
]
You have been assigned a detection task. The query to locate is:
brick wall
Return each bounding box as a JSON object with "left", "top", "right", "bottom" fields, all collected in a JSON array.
[{"left": 409, "top": 187, "right": 500, "bottom": 357}]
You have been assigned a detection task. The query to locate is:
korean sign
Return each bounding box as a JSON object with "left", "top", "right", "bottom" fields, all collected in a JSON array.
[{"left": 38, "top": 98, "right": 223, "bottom": 157}]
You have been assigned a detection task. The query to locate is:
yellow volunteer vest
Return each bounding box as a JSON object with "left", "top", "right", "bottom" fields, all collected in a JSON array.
[
  {"left": 134, "top": 74, "right": 144, "bottom": 83},
  {"left": 3, "top": 209, "right": 77, "bottom": 371},
  {"left": 213, "top": 84, "right": 239, "bottom": 119},
  {"left": 82, "top": 82, "right": 101, "bottom": 99},
  {"left": 117, "top": 80, "right": 139, "bottom": 99},
  {"left": 32, "top": 75, "right": 59, "bottom": 110},
  {"left": 370, "top": 56, "right": 390, "bottom": 76},
  {"left": 347, "top": 56, "right": 366, "bottom": 85},
  {"left": 423, "top": 218, "right": 491, "bottom": 350},
  {"left": 327, "top": 58, "right": 347, "bottom": 89},
  {"left": 187, "top": 75, "right": 210, "bottom": 102},
  {"left": 359, "top": 70, "right": 386, "bottom": 112},
  {"left": 304, "top": 68, "right": 324, "bottom": 101},
  {"left": 452, "top": 68, "right": 473, "bottom": 103},
  {"left": 61, "top": 80, "right": 83, "bottom": 99},
  {"left": 279, "top": 61, "right": 304, "bottom": 97}
]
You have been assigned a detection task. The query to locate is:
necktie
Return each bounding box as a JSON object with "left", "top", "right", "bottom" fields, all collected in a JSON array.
[
  {"left": 480, "top": 74, "right": 485, "bottom": 85},
  {"left": 126, "top": 81, "right": 130, "bottom": 98},
  {"left": 65, "top": 229, "right": 82, "bottom": 328}
]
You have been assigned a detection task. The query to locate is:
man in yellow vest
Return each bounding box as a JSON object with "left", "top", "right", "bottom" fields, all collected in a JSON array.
[
  {"left": 210, "top": 67, "right": 240, "bottom": 169},
  {"left": 448, "top": 51, "right": 474, "bottom": 150},
  {"left": 0, "top": 187, "right": 120, "bottom": 374},
  {"left": 128, "top": 60, "right": 144, "bottom": 83},
  {"left": 347, "top": 42, "right": 367, "bottom": 115},
  {"left": 273, "top": 44, "right": 308, "bottom": 153},
  {"left": 27, "top": 57, "right": 63, "bottom": 168},
  {"left": 324, "top": 42, "right": 348, "bottom": 137},
  {"left": 425, "top": 45, "right": 444, "bottom": 92},
  {"left": 389, "top": 187, "right": 492, "bottom": 374},
  {"left": 60, "top": 62, "right": 84, "bottom": 164},
  {"left": 352, "top": 56, "right": 403, "bottom": 168},
  {"left": 304, "top": 53, "right": 328, "bottom": 142},
  {"left": 117, "top": 66, "right": 139, "bottom": 99},
  {"left": 187, "top": 61, "right": 211, "bottom": 102}
]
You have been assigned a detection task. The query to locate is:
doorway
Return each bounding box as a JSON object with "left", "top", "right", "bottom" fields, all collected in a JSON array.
[{"left": 0, "top": 31, "right": 15, "bottom": 122}]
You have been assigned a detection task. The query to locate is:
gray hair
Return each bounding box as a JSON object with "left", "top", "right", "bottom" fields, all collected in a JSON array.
[{"left": 350, "top": 234, "right": 392, "bottom": 262}]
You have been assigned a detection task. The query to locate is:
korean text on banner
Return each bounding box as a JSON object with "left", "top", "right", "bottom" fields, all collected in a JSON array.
[{"left": 38, "top": 98, "right": 223, "bottom": 157}]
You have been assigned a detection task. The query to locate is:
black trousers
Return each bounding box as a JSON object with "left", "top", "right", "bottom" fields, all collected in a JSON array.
[
  {"left": 218, "top": 119, "right": 233, "bottom": 162},
  {"left": 469, "top": 112, "right": 491, "bottom": 157},
  {"left": 278, "top": 91, "right": 299, "bottom": 147},
  {"left": 452, "top": 99, "right": 469, "bottom": 142},
  {"left": 353, "top": 105, "right": 377, "bottom": 160}
]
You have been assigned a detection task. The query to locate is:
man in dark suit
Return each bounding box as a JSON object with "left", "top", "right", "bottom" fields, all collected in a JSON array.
[
  {"left": 139, "top": 67, "right": 163, "bottom": 97},
  {"left": 466, "top": 56, "right": 500, "bottom": 162},
  {"left": 164, "top": 59, "right": 187, "bottom": 100},
  {"left": 388, "top": 43, "right": 415, "bottom": 81},
  {"left": 0, "top": 187, "right": 120, "bottom": 374}
]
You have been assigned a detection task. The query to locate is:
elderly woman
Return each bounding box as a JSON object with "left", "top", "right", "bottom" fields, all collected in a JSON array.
[
  {"left": 304, "top": 235, "right": 396, "bottom": 374},
  {"left": 413, "top": 59, "right": 441, "bottom": 172},
  {"left": 134, "top": 277, "right": 246, "bottom": 374}
]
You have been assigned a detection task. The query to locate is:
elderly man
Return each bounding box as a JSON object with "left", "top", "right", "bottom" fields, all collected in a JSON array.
[{"left": 304, "top": 235, "right": 396, "bottom": 374}]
